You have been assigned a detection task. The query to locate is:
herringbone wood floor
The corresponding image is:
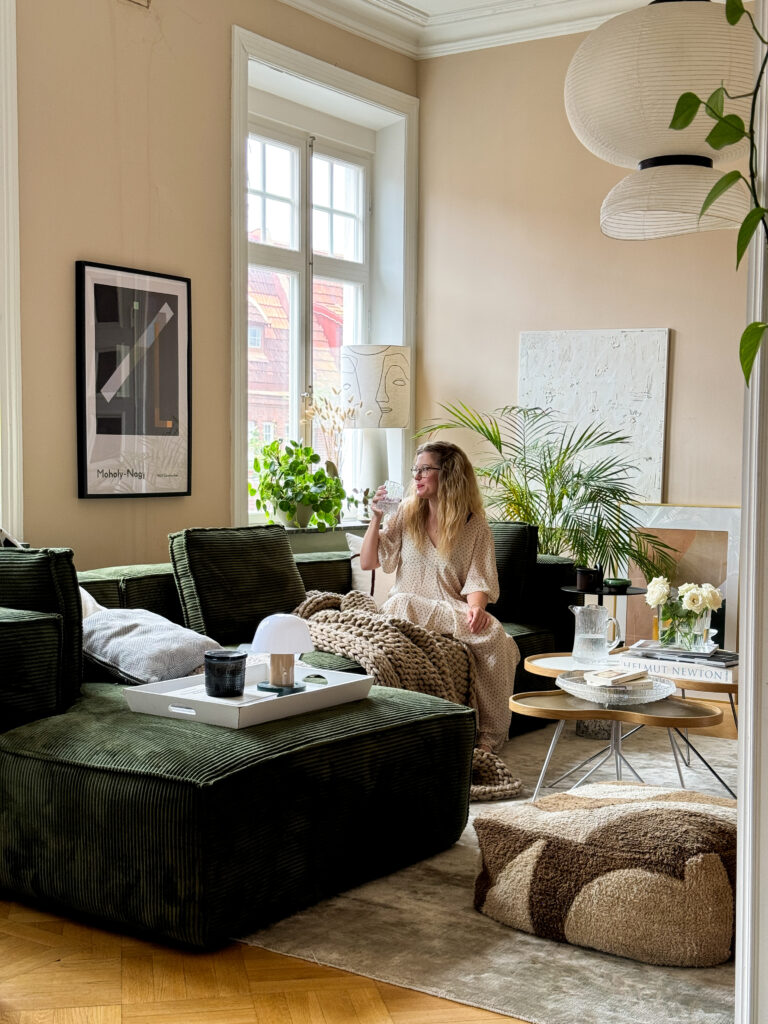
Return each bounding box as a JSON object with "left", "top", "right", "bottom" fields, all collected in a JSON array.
[{"left": 0, "top": 899, "right": 519, "bottom": 1024}]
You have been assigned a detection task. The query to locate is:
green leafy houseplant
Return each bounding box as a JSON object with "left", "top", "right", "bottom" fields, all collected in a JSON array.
[
  {"left": 417, "top": 403, "right": 677, "bottom": 581},
  {"left": 249, "top": 439, "right": 346, "bottom": 532},
  {"left": 670, "top": 0, "right": 768, "bottom": 383}
]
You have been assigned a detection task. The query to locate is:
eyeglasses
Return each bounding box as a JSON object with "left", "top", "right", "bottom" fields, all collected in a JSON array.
[{"left": 411, "top": 466, "right": 440, "bottom": 478}]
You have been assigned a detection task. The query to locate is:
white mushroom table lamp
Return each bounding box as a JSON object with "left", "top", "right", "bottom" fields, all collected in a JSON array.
[{"left": 252, "top": 613, "right": 314, "bottom": 694}]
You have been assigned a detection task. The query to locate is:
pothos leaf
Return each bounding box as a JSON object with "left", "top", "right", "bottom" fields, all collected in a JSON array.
[
  {"left": 670, "top": 92, "right": 702, "bottom": 130},
  {"left": 706, "top": 87, "right": 725, "bottom": 119},
  {"left": 706, "top": 114, "right": 747, "bottom": 150},
  {"left": 740, "top": 322, "right": 768, "bottom": 384},
  {"left": 726, "top": 0, "right": 746, "bottom": 25},
  {"left": 699, "top": 170, "right": 744, "bottom": 218},
  {"left": 736, "top": 207, "right": 768, "bottom": 268}
]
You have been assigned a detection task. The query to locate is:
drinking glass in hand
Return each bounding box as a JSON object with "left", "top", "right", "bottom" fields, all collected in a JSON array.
[{"left": 375, "top": 480, "right": 403, "bottom": 517}]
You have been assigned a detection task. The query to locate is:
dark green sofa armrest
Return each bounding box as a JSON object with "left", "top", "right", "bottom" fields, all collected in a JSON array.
[
  {"left": 78, "top": 564, "right": 184, "bottom": 624},
  {"left": 527, "top": 554, "right": 577, "bottom": 652},
  {"left": 293, "top": 551, "right": 352, "bottom": 594}
]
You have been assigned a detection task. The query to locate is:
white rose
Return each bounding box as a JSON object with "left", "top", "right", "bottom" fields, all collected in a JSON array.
[
  {"left": 702, "top": 583, "right": 723, "bottom": 610},
  {"left": 678, "top": 582, "right": 696, "bottom": 595},
  {"left": 645, "top": 576, "right": 670, "bottom": 607},
  {"left": 682, "top": 587, "right": 707, "bottom": 614}
]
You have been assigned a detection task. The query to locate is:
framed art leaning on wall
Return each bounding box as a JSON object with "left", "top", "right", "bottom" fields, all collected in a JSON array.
[{"left": 76, "top": 261, "right": 191, "bottom": 498}]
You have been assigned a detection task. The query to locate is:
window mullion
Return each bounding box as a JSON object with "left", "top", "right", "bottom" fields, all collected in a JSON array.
[{"left": 300, "top": 135, "right": 315, "bottom": 445}]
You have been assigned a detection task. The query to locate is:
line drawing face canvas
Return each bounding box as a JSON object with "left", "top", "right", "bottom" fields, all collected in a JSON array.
[{"left": 518, "top": 328, "right": 669, "bottom": 503}]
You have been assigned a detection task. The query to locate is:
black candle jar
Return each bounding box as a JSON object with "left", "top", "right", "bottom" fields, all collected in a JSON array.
[{"left": 204, "top": 650, "right": 247, "bottom": 698}]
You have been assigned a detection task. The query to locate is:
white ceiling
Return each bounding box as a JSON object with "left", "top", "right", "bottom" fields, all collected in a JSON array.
[{"left": 276, "top": 0, "right": 648, "bottom": 58}]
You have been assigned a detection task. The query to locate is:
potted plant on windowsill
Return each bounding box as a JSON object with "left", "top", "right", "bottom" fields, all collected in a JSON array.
[
  {"left": 250, "top": 440, "right": 347, "bottom": 532},
  {"left": 416, "top": 403, "right": 677, "bottom": 581}
]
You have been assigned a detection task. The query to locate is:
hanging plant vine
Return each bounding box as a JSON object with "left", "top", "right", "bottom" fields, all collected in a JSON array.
[{"left": 670, "top": 0, "right": 768, "bottom": 383}]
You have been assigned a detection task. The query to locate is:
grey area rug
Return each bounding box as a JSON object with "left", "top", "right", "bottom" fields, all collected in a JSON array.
[{"left": 240, "top": 720, "right": 738, "bottom": 1024}]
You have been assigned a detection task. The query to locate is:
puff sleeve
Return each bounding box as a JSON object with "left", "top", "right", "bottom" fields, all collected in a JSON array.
[{"left": 460, "top": 517, "right": 500, "bottom": 604}]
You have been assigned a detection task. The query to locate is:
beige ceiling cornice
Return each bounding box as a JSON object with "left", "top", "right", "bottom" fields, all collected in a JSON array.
[{"left": 276, "top": 0, "right": 647, "bottom": 58}]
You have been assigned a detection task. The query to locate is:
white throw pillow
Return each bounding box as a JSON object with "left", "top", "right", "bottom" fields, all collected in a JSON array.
[
  {"left": 80, "top": 586, "right": 106, "bottom": 619},
  {"left": 83, "top": 608, "right": 222, "bottom": 685},
  {"left": 345, "top": 533, "right": 396, "bottom": 608}
]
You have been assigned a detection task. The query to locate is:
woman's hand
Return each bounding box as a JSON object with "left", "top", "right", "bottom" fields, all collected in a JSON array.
[{"left": 466, "top": 605, "right": 491, "bottom": 634}]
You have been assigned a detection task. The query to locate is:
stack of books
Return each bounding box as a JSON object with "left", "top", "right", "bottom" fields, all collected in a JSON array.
[
  {"left": 617, "top": 640, "right": 738, "bottom": 684},
  {"left": 582, "top": 667, "right": 651, "bottom": 691}
]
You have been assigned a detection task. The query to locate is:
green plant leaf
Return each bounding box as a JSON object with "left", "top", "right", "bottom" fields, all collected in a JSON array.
[
  {"left": 736, "top": 207, "right": 768, "bottom": 267},
  {"left": 740, "top": 322, "right": 768, "bottom": 383},
  {"left": 670, "top": 92, "right": 702, "bottom": 130},
  {"left": 700, "top": 170, "right": 744, "bottom": 218},
  {"left": 706, "top": 113, "right": 747, "bottom": 150},
  {"left": 705, "top": 87, "right": 725, "bottom": 119},
  {"left": 726, "top": 0, "right": 745, "bottom": 25}
]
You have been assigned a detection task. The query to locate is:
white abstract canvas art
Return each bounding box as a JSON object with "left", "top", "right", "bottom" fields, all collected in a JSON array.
[{"left": 518, "top": 328, "right": 669, "bottom": 502}]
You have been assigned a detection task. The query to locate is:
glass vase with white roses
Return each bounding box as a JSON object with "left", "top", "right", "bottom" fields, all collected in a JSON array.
[{"left": 645, "top": 576, "right": 723, "bottom": 652}]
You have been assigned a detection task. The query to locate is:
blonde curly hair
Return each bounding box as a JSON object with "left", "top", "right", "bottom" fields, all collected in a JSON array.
[{"left": 402, "top": 441, "right": 485, "bottom": 557}]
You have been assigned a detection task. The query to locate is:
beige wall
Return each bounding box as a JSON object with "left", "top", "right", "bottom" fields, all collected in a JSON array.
[
  {"left": 16, "top": 3, "right": 746, "bottom": 569},
  {"left": 416, "top": 34, "right": 746, "bottom": 509},
  {"left": 15, "top": 0, "right": 415, "bottom": 569}
]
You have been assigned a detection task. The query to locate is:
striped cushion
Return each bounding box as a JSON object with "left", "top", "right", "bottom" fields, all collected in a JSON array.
[
  {"left": 169, "top": 526, "right": 306, "bottom": 645},
  {"left": 0, "top": 548, "right": 82, "bottom": 710},
  {"left": 0, "top": 682, "right": 475, "bottom": 948},
  {"left": 0, "top": 608, "right": 62, "bottom": 729}
]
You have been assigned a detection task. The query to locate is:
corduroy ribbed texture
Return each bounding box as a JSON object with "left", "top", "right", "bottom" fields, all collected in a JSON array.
[
  {"left": 0, "top": 683, "right": 475, "bottom": 948},
  {"left": 78, "top": 564, "right": 183, "bottom": 623},
  {"left": 487, "top": 522, "right": 538, "bottom": 625},
  {"left": 0, "top": 548, "right": 82, "bottom": 710},
  {"left": 0, "top": 609, "right": 62, "bottom": 730},
  {"left": 294, "top": 551, "right": 352, "bottom": 595},
  {"left": 169, "top": 526, "right": 306, "bottom": 644}
]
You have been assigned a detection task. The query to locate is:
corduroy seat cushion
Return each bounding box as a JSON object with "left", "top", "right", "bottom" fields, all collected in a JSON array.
[
  {"left": 169, "top": 526, "right": 306, "bottom": 645},
  {"left": 474, "top": 782, "right": 737, "bottom": 967},
  {"left": 0, "top": 609, "right": 62, "bottom": 730},
  {"left": 0, "top": 548, "right": 82, "bottom": 712},
  {"left": 0, "top": 682, "right": 475, "bottom": 948}
]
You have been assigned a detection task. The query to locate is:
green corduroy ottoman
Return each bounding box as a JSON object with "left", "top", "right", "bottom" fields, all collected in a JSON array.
[{"left": 0, "top": 683, "right": 475, "bottom": 948}]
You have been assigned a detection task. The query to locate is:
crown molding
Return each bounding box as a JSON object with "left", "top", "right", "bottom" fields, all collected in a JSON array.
[{"left": 275, "top": 0, "right": 647, "bottom": 58}]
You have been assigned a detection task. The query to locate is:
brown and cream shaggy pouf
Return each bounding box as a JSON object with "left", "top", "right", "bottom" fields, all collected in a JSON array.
[{"left": 473, "top": 782, "right": 736, "bottom": 967}]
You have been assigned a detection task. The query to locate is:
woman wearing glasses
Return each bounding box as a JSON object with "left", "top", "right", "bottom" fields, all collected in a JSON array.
[{"left": 359, "top": 440, "right": 519, "bottom": 754}]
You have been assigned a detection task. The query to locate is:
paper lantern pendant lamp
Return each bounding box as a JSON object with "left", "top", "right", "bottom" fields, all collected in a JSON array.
[{"left": 564, "top": 0, "right": 754, "bottom": 239}]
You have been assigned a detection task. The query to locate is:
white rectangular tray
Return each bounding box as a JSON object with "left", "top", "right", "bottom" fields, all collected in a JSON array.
[{"left": 124, "top": 662, "right": 374, "bottom": 729}]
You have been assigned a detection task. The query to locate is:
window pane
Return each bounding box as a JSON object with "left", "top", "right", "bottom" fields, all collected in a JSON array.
[
  {"left": 247, "top": 194, "right": 263, "bottom": 242},
  {"left": 246, "top": 137, "right": 263, "bottom": 191},
  {"left": 311, "top": 154, "right": 364, "bottom": 264},
  {"left": 248, "top": 133, "right": 299, "bottom": 250},
  {"left": 332, "top": 213, "right": 357, "bottom": 261},
  {"left": 312, "top": 209, "right": 331, "bottom": 257},
  {"left": 247, "top": 266, "right": 296, "bottom": 516},
  {"left": 313, "top": 156, "right": 330, "bottom": 207},
  {"left": 333, "top": 163, "right": 357, "bottom": 214},
  {"left": 311, "top": 278, "right": 362, "bottom": 471},
  {"left": 265, "top": 198, "right": 293, "bottom": 249},
  {"left": 265, "top": 142, "right": 293, "bottom": 199}
]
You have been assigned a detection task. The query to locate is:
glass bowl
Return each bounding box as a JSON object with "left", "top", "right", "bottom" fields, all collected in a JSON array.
[{"left": 556, "top": 670, "right": 676, "bottom": 706}]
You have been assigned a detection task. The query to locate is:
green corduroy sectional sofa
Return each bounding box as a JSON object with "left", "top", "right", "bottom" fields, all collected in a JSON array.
[{"left": 0, "top": 523, "right": 574, "bottom": 949}]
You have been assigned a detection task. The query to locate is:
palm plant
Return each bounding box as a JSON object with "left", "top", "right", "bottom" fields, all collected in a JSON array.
[{"left": 417, "top": 403, "right": 676, "bottom": 581}]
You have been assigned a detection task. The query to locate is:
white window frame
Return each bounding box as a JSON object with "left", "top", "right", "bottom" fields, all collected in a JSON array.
[
  {"left": 0, "top": 0, "right": 23, "bottom": 540},
  {"left": 232, "top": 28, "right": 418, "bottom": 527}
]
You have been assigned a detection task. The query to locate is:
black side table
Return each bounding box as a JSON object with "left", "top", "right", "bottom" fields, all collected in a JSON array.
[{"left": 561, "top": 584, "right": 647, "bottom": 607}]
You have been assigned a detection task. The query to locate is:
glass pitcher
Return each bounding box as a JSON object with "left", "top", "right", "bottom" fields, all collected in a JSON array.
[{"left": 570, "top": 604, "right": 621, "bottom": 666}]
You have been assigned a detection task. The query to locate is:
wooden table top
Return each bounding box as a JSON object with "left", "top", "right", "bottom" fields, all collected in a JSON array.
[
  {"left": 523, "top": 652, "right": 738, "bottom": 694},
  {"left": 511, "top": 689, "right": 724, "bottom": 729}
]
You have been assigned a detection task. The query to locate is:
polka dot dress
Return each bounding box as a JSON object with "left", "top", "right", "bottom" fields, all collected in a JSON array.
[{"left": 378, "top": 506, "right": 519, "bottom": 752}]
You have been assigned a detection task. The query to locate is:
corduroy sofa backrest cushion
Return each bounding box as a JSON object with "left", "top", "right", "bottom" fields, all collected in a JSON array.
[
  {"left": 487, "top": 522, "right": 538, "bottom": 625},
  {"left": 168, "top": 526, "right": 307, "bottom": 645},
  {"left": 0, "top": 547, "right": 82, "bottom": 711}
]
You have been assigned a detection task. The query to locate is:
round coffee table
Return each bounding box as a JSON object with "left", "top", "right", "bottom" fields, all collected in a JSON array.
[{"left": 511, "top": 688, "right": 729, "bottom": 800}]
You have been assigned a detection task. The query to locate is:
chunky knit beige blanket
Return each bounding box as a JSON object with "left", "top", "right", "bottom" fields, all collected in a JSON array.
[{"left": 293, "top": 590, "right": 477, "bottom": 709}]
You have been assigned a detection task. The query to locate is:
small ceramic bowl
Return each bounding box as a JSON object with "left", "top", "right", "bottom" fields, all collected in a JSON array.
[{"left": 602, "top": 577, "right": 631, "bottom": 594}]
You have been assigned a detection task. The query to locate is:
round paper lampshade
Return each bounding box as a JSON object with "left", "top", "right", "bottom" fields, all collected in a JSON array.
[
  {"left": 601, "top": 162, "right": 751, "bottom": 239},
  {"left": 565, "top": 0, "right": 753, "bottom": 169}
]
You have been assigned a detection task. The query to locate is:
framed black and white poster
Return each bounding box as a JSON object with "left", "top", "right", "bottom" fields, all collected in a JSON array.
[{"left": 76, "top": 261, "right": 191, "bottom": 498}]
